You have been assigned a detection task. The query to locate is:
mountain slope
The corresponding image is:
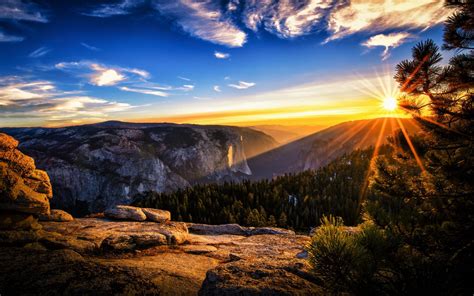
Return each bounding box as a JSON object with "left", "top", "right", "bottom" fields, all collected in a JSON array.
[
  {"left": 247, "top": 117, "right": 420, "bottom": 180},
  {"left": 1, "top": 121, "right": 278, "bottom": 215},
  {"left": 249, "top": 125, "right": 325, "bottom": 144}
]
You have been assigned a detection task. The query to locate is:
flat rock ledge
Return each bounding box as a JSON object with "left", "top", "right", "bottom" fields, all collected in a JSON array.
[{"left": 0, "top": 218, "right": 189, "bottom": 253}]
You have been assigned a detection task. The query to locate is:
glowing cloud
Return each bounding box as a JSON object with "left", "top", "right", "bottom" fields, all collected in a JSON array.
[
  {"left": 55, "top": 61, "right": 149, "bottom": 86},
  {"left": 213, "top": 85, "right": 221, "bottom": 92},
  {"left": 362, "top": 32, "right": 413, "bottom": 60},
  {"left": 90, "top": 65, "right": 125, "bottom": 86}
]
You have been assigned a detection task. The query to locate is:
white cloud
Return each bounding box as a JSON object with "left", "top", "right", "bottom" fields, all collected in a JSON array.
[
  {"left": 28, "top": 47, "right": 51, "bottom": 58},
  {"left": 55, "top": 61, "right": 149, "bottom": 86},
  {"left": 228, "top": 81, "right": 255, "bottom": 89},
  {"left": 213, "top": 85, "right": 221, "bottom": 92},
  {"left": 81, "top": 42, "right": 100, "bottom": 51},
  {"left": 90, "top": 66, "right": 125, "bottom": 86},
  {"left": 154, "top": 0, "right": 246, "bottom": 47},
  {"left": 362, "top": 32, "right": 413, "bottom": 60},
  {"left": 0, "top": 0, "right": 48, "bottom": 22},
  {"left": 326, "top": 0, "right": 450, "bottom": 42},
  {"left": 0, "top": 31, "right": 24, "bottom": 42},
  {"left": 119, "top": 86, "right": 169, "bottom": 97},
  {"left": 214, "top": 51, "right": 230, "bottom": 59}
]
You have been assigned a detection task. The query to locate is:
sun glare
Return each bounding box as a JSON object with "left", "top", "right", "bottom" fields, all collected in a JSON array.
[{"left": 382, "top": 96, "right": 398, "bottom": 111}]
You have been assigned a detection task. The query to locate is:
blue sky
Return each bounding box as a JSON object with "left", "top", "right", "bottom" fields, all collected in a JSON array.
[{"left": 0, "top": 0, "right": 452, "bottom": 127}]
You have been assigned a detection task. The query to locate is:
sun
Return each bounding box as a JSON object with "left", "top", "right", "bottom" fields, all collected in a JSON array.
[{"left": 382, "top": 96, "right": 398, "bottom": 111}]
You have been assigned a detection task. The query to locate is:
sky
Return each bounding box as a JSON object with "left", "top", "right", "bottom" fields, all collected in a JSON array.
[{"left": 0, "top": 0, "right": 453, "bottom": 128}]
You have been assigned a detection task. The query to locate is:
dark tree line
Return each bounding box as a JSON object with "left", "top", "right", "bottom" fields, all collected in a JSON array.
[{"left": 134, "top": 147, "right": 390, "bottom": 231}]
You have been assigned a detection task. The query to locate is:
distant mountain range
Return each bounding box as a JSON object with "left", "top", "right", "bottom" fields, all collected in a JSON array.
[
  {"left": 247, "top": 117, "right": 419, "bottom": 180},
  {"left": 1, "top": 118, "right": 419, "bottom": 215}
]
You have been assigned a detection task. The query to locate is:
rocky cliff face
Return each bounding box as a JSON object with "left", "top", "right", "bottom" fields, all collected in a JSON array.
[
  {"left": 0, "top": 133, "right": 53, "bottom": 230},
  {"left": 2, "top": 122, "right": 277, "bottom": 215}
]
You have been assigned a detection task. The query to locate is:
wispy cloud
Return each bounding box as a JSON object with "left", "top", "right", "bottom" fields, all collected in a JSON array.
[
  {"left": 28, "top": 47, "right": 51, "bottom": 58},
  {"left": 153, "top": 0, "right": 246, "bottom": 47},
  {"left": 213, "top": 85, "right": 221, "bottom": 92},
  {"left": 119, "top": 86, "right": 169, "bottom": 97},
  {"left": 82, "top": 0, "right": 144, "bottom": 18},
  {"left": 214, "top": 51, "right": 230, "bottom": 59},
  {"left": 0, "top": 31, "right": 24, "bottom": 42},
  {"left": 362, "top": 32, "right": 414, "bottom": 60},
  {"left": 228, "top": 81, "right": 255, "bottom": 90},
  {"left": 81, "top": 42, "right": 100, "bottom": 51},
  {"left": 0, "top": 76, "right": 134, "bottom": 125},
  {"left": 326, "top": 0, "right": 450, "bottom": 42},
  {"left": 179, "top": 84, "right": 194, "bottom": 91},
  {"left": 178, "top": 76, "right": 191, "bottom": 81},
  {"left": 0, "top": 0, "right": 48, "bottom": 22}
]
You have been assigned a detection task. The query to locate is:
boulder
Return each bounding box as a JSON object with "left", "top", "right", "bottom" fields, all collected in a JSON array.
[
  {"left": 104, "top": 205, "right": 147, "bottom": 221},
  {"left": 141, "top": 208, "right": 171, "bottom": 223},
  {"left": 0, "top": 133, "right": 52, "bottom": 220},
  {"left": 39, "top": 209, "right": 74, "bottom": 222}
]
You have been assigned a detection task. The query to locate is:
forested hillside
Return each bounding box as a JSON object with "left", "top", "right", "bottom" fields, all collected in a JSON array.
[{"left": 134, "top": 146, "right": 390, "bottom": 230}]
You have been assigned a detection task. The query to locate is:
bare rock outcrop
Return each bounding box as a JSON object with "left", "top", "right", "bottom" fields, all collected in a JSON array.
[{"left": 0, "top": 133, "right": 52, "bottom": 217}]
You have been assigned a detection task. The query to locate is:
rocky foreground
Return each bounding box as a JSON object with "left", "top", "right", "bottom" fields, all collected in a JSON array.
[{"left": 0, "top": 216, "right": 322, "bottom": 295}]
